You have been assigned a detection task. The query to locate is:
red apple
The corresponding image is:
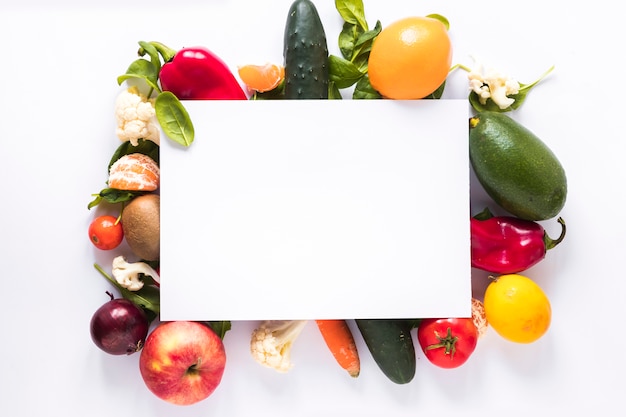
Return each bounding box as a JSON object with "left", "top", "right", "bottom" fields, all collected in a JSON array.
[{"left": 139, "top": 321, "right": 226, "bottom": 406}]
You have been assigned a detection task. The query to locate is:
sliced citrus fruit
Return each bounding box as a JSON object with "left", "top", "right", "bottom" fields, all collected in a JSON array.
[
  {"left": 238, "top": 63, "right": 285, "bottom": 93},
  {"left": 108, "top": 153, "right": 160, "bottom": 191}
]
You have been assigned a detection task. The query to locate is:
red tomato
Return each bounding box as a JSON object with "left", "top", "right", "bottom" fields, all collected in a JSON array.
[
  {"left": 417, "top": 318, "right": 478, "bottom": 369},
  {"left": 89, "top": 215, "right": 124, "bottom": 250}
]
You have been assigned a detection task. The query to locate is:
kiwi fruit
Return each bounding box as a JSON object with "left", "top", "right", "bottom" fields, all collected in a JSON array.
[{"left": 121, "top": 194, "right": 160, "bottom": 261}]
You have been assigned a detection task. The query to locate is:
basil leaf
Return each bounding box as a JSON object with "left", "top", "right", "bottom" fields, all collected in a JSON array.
[
  {"left": 352, "top": 75, "right": 381, "bottom": 99},
  {"left": 155, "top": 92, "right": 195, "bottom": 146},
  {"left": 88, "top": 188, "right": 143, "bottom": 209},
  {"left": 117, "top": 58, "right": 160, "bottom": 92},
  {"left": 335, "top": 0, "right": 368, "bottom": 30},
  {"left": 329, "top": 55, "right": 365, "bottom": 89}
]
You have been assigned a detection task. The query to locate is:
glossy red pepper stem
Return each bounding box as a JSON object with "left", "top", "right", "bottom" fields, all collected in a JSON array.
[{"left": 545, "top": 217, "right": 566, "bottom": 250}]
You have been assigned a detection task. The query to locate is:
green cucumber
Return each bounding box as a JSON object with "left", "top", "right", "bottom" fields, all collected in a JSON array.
[
  {"left": 469, "top": 111, "right": 567, "bottom": 221},
  {"left": 283, "top": 0, "right": 329, "bottom": 99},
  {"left": 355, "top": 319, "right": 416, "bottom": 384}
]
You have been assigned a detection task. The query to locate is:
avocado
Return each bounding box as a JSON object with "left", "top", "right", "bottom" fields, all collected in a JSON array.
[{"left": 469, "top": 112, "right": 567, "bottom": 221}]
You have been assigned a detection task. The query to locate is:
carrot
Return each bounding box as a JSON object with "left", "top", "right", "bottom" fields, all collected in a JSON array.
[{"left": 315, "top": 319, "right": 360, "bottom": 378}]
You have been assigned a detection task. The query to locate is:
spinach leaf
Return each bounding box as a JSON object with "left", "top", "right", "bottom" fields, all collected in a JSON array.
[{"left": 155, "top": 92, "right": 195, "bottom": 147}]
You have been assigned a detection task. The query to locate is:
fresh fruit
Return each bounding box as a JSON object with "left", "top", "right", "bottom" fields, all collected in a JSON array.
[
  {"left": 368, "top": 16, "right": 452, "bottom": 99},
  {"left": 108, "top": 153, "right": 160, "bottom": 192},
  {"left": 238, "top": 63, "right": 285, "bottom": 93},
  {"left": 355, "top": 319, "right": 416, "bottom": 384},
  {"left": 121, "top": 193, "right": 160, "bottom": 261},
  {"left": 88, "top": 214, "right": 124, "bottom": 250},
  {"left": 469, "top": 111, "right": 567, "bottom": 221},
  {"left": 139, "top": 321, "right": 227, "bottom": 406},
  {"left": 283, "top": 0, "right": 329, "bottom": 99},
  {"left": 417, "top": 317, "right": 478, "bottom": 369},
  {"left": 90, "top": 292, "right": 150, "bottom": 355},
  {"left": 483, "top": 274, "right": 551, "bottom": 344}
]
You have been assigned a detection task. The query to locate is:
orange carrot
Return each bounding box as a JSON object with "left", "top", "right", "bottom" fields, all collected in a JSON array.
[{"left": 315, "top": 319, "right": 360, "bottom": 378}]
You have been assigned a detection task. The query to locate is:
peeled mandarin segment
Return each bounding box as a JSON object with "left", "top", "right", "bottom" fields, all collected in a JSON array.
[
  {"left": 108, "top": 153, "right": 160, "bottom": 191},
  {"left": 238, "top": 63, "right": 284, "bottom": 92}
]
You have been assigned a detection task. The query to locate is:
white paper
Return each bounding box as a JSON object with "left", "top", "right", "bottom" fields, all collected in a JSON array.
[{"left": 160, "top": 100, "right": 470, "bottom": 321}]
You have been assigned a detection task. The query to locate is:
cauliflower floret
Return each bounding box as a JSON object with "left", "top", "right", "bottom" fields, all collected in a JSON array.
[
  {"left": 111, "top": 255, "right": 160, "bottom": 291},
  {"left": 468, "top": 59, "right": 520, "bottom": 110},
  {"left": 250, "top": 320, "right": 308, "bottom": 373},
  {"left": 114, "top": 86, "right": 160, "bottom": 146}
]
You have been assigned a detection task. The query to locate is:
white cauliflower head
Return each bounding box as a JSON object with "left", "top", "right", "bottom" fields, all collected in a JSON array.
[
  {"left": 114, "top": 86, "right": 160, "bottom": 146},
  {"left": 468, "top": 58, "right": 520, "bottom": 110},
  {"left": 111, "top": 255, "right": 160, "bottom": 291},
  {"left": 250, "top": 320, "right": 308, "bottom": 373}
]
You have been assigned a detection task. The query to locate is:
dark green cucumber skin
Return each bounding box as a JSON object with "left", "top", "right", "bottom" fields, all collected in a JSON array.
[
  {"left": 355, "top": 319, "right": 416, "bottom": 384},
  {"left": 469, "top": 111, "right": 567, "bottom": 221},
  {"left": 283, "top": 0, "right": 329, "bottom": 99}
]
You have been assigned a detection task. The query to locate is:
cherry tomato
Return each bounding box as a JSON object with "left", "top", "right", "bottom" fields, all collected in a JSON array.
[
  {"left": 89, "top": 215, "right": 124, "bottom": 250},
  {"left": 417, "top": 318, "right": 478, "bottom": 369}
]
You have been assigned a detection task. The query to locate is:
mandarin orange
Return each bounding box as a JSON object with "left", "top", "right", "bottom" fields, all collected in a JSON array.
[
  {"left": 238, "top": 63, "right": 285, "bottom": 93},
  {"left": 108, "top": 153, "right": 160, "bottom": 191}
]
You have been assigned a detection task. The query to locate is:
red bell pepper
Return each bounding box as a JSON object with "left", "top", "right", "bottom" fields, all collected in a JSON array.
[
  {"left": 159, "top": 46, "right": 247, "bottom": 100},
  {"left": 471, "top": 212, "right": 566, "bottom": 274}
]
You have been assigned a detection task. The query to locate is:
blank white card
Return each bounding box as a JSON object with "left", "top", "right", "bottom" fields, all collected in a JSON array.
[{"left": 160, "top": 99, "right": 470, "bottom": 321}]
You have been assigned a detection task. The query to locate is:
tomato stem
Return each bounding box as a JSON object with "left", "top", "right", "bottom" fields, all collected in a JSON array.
[{"left": 425, "top": 327, "right": 458, "bottom": 358}]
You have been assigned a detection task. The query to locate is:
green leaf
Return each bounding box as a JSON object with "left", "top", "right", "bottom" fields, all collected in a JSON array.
[
  {"left": 338, "top": 22, "right": 363, "bottom": 60},
  {"left": 335, "top": 0, "right": 368, "bottom": 30},
  {"left": 424, "top": 80, "right": 446, "bottom": 99},
  {"left": 137, "top": 41, "right": 162, "bottom": 74},
  {"left": 117, "top": 59, "right": 160, "bottom": 92},
  {"left": 88, "top": 188, "right": 144, "bottom": 209},
  {"left": 328, "top": 81, "right": 343, "bottom": 99},
  {"left": 204, "top": 321, "right": 232, "bottom": 339},
  {"left": 352, "top": 75, "right": 381, "bottom": 99},
  {"left": 155, "top": 92, "right": 195, "bottom": 146},
  {"left": 107, "top": 139, "right": 160, "bottom": 171},
  {"left": 329, "top": 55, "right": 365, "bottom": 89},
  {"left": 426, "top": 14, "right": 450, "bottom": 30}
]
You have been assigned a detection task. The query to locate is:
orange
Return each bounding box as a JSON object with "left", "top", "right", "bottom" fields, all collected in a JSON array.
[
  {"left": 368, "top": 16, "right": 452, "bottom": 99},
  {"left": 483, "top": 274, "right": 551, "bottom": 344},
  {"left": 108, "top": 153, "right": 160, "bottom": 191},
  {"left": 238, "top": 63, "right": 285, "bottom": 93}
]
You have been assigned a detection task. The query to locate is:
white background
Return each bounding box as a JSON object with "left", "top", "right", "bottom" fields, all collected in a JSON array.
[{"left": 1, "top": 0, "right": 625, "bottom": 416}]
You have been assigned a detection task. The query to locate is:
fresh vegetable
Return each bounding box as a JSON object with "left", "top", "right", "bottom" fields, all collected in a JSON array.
[
  {"left": 469, "top": 111, "right": 567, "bottom": 221},
  {"left": 355, "top": 319, "right": 416, "bottom": 384},
  {"left": 416, "top": 318, "right": 478, "bottom": 369},
  {"left": 471, "top": 298, "right": 489, "bottom": 338},
  {"left": 483, "top": 274, "right": 551, "bottom": 344},
  {"left": 121, "top": 193, "right": 160, "bottom": 261},
  {"left": 315, "top": 319, "right": 360, "bottom": 377},
  {"left": 88, "top": 215, "right": 124, "bottom": 250},
  {"left": 471, "top": 209, "right": 566, "bottom": 274},
  {"left": 250, "top": 320, "right": 308, "bottom": 373},
  {"left": 367, "top": 15, "right": 452, "bottom": 99},
  {"left": 158, "top": 45, "right": 247, "bottom": 100},
  {"left": 108, "top": 153, "right": 160, "bottom": 192},
  {"left": 114, "top": 86, "right": 160, "bottom": 146},
  {"left": 111, "top": 255, "right": 160, "bottom": 291},
  {"left": 329, "top": 0, "right": 382, "bottom": 98},
  {"left": 94, "top": 263, "right": 161, "bottom": 323},
  {"left": 283, "top": 0, "right": 329, "bottom": 99},
  {"left": 455, "top": 59, "right": 555, "bottom": 112},
  {"left": 90, "top": 291, "right": 150, "bottom": 355}
]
